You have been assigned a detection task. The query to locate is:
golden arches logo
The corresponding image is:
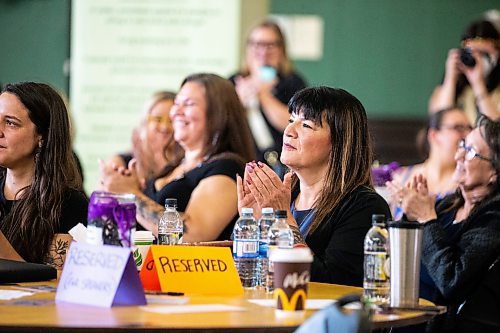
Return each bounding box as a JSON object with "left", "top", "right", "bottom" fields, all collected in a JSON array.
[{"left": 274, "top": 288, "right": 307, "bottom": 310}]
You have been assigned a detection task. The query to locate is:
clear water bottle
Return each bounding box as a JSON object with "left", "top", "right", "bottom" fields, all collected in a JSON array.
[
  {"left": 266, "top": 209, "right": 293, "bottom": 293},
  {"left": 363, "top": 214, "right": 389, "bottom": 305},
  {"left": 233, "top": 207, "right": 259, "bottom": 288},
  {"left": 257, "top": 207, "right": 274, "bottom": 288},
  {"left": 158, "top": 198, "right": 183, "bottom": 245}
]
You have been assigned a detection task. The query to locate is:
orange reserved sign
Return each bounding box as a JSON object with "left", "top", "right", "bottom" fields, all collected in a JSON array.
[{"left": 140, "top": 245, "right": 243, "bottom": 296}]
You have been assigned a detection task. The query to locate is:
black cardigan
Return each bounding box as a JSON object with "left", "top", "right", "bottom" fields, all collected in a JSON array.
[
  {"left": 297, "top": 186, "right": 391, "bottom": 286},
  {"left": 421, "top": 192, "right": 500, "bottom": 332}
]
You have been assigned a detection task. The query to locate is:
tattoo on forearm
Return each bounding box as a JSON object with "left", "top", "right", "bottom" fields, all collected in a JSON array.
[
  {"left": 289, "top": 224, "right": 306, "bottom": 245},
  {"left": 136, "top": 195, "right": 164, "bottom": 225},
  {"left": 45, "top": 238, "right": 69, "bottom": 270}
]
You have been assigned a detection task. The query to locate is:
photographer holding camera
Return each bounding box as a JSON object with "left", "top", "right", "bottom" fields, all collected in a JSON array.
[{"left": 429, "top": 20, "right": 500, "bottom": 123}]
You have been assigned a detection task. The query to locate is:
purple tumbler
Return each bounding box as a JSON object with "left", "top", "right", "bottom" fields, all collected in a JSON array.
[{"left": 87, "top": 191, "right": 136, "bottom": 247}]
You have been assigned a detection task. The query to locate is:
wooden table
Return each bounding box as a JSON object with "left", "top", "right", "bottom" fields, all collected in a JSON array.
[{"left": 0, "top": 281, "right": 440, "bottom": 332}]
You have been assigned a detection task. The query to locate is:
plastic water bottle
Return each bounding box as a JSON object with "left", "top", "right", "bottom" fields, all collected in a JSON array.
[
  {"left": 233, "top": 207, "right": 259, "bottom": 288},
  {"left": 158, "top": 198, "right": 183, "bottom": 245},
  {"left": 363, "top": 214, "right": 389, "bottom": 305},
  {"left": 257, "top": 207, "right": 275, "bottom": 288},
  {"left": 266, "top": 209, "right": 293, "bottom": 293}
]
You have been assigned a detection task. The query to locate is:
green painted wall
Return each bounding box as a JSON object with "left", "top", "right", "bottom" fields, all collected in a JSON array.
[
  {"left": 270, "top": 0, "right": 498, "bottom": 118},
  {"left": 0, "top": 0, "right": 70, "bottom": 93}
]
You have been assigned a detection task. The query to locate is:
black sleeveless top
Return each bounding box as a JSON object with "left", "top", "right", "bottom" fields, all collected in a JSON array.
[{"left": 143, "top": 158, "right": 243, "bottom": 241}]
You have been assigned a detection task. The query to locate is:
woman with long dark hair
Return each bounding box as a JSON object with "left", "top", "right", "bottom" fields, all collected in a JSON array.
[
  {"left": 238, "top": 86, "right": 390, "bottom": 285},
  {"left": 0, "top": 82, "right": 88, "bottom": 269}
]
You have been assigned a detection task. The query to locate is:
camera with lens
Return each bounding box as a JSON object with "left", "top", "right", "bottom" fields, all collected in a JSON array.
[{"left": 460, "top": 48, "right": 476, "bottom": 68}]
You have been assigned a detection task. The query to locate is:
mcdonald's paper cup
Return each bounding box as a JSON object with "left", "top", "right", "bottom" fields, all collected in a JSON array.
[{"left": 271, "top": 248, "right": 313, "bottom": 311}]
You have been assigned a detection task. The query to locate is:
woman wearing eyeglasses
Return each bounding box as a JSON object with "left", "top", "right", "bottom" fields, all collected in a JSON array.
[
  {"left": 106, "top": 91, "right": 183, "bottom": 183},
  {"left": 229, "top": 21, "right": 306, "bottom": 176},
  {"left": 399, "top": 117, "right": 500, "bottom": 332},
  {"left": 388, "top": 107, "right": 471, "bottom": 219}
]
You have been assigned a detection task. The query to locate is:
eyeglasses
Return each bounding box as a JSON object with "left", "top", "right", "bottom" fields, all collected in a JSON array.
[
  {"left": 247, "top": 39, "right": 281, "bottom": 50},
  {"left": 439, "top": 124, "right": 473, "bottom": 134},
  {"left": 457, "top": 139, "right": 492, "bottom": 162},
  {"left": 147, "top": 115, "right": 170, "bottom": 127}
]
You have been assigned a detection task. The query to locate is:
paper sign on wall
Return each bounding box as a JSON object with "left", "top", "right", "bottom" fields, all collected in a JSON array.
[
  {"left": 140, "top": 245, "right": 243, "bottom": 296},
  {"left": 56, "top": 242, "right": 146, "bottom": 307}
]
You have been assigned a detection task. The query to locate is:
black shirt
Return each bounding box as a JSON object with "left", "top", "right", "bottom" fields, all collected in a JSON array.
[
  {"left": 296, "top": 186, "right": 391, "bottom": 286},
  {"left": 143, "top": 158, "right": 244, "bottom": 241},
  {"left": 0, "top": 176, "right": 88, "bottom": 263},
  {"left": 0, "top": 177, "right": 88, "bottom": 233}
]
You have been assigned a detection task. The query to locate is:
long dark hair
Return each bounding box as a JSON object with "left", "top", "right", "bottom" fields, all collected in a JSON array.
[
  {"left": 288, "top": 87, "right": 373, "bottom": 233},
  {"left": 0, "top": 82, "right": 82, "bottom": 263}
]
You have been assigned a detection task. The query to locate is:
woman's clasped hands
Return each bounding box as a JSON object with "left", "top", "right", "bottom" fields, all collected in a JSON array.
[
  {"left": 99, "top": 158, "right": 143, "bottom": 195},
  {"left": 236, "top": 161, "right": 292, "bottom": 218},
  {"left": 387, "top": 174, "right": 437, "bottom": 223}
]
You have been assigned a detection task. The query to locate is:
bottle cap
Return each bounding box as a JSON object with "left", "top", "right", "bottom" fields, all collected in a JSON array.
[
  {"left": 262, "top": 207, "right": 273, "bottom": 214},
  {"left": 275, "top": 210, "right": 287, "bottom": 218},
  {"left": 241, "top": 207, "right": 253, "bottom": 215},
  {"left": 165, "top": 198, "right": 177, "bottom": 208},
  {"left": 372, "top": 214, "right": 386, "bottom": 226}
]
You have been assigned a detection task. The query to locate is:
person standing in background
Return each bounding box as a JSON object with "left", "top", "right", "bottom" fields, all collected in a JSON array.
[
  {"left": 429, "top": 20, "right": 500, "bottom": 122},
  {"left": 230, "top": 21, "right": 306, "bottom": 177}
]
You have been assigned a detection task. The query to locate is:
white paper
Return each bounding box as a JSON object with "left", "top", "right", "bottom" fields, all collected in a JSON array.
[
  {"left": 0, "top": 290, "right": 34, "bottom": 300},
  {"left": 271, "top": 15, "right": 324, "bottom": 60},
  {"left": 68, "top": 223, "right": 88, "bottom": 244},
  {"left": 140, "top": 304, "right": 246, "bottom": 314},
  {"left": 146, "top": 295, "right": 189, "bottom": 305}
]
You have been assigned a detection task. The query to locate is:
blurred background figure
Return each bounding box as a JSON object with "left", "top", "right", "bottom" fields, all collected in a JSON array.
[
  {"left": 230, "top": 20, "right": 306, "bottom": 176},
  {"left": 0, "top": 82, "right": 88, "bottom": 269},
  {"left": 107, "top": 91, "right": 182, "bottom": 184},
  {"left": 101, "top": 73, "right": 255, "bottom": 241},
  {"left": 429, "top": 19, "right": 500, "bottom": 122},
  {"left": 388, "top": 107, "right": 472, "bottom": 219}
]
